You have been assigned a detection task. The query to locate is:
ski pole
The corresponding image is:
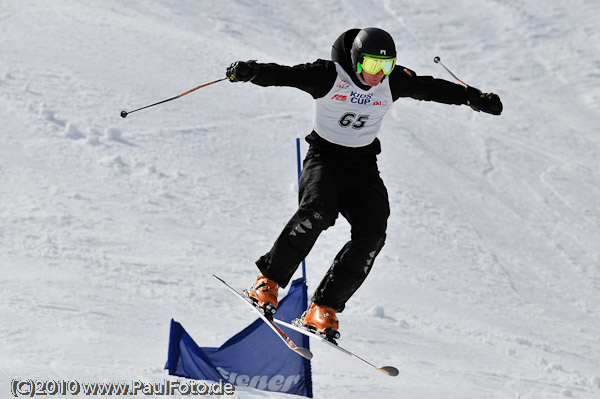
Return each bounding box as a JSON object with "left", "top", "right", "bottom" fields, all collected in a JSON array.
[
  {"left": 120, "top": 77, "right": 228, "bottom": 118},
  {"left": 433, "top": 56, "right": 469, "bottom": 87}
]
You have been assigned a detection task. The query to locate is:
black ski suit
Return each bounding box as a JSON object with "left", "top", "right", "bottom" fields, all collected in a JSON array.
[{"left": 251, "top": 29, "right": 469, "bottom": 312}]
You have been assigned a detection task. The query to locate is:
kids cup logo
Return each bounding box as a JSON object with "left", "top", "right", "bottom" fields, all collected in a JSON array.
[{"left": 350, "top": 91, "right": 373, "bottom": 105}]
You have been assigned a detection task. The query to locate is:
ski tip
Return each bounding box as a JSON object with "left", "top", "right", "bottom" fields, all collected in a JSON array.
[
  {"left": 295, "top": 347, "right": 314, "bottom": 360},
  {"left": 379, "top": 366, "right": 399, "bottom": 377}
]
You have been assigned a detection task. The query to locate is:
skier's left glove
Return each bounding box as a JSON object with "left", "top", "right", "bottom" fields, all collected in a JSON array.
[
  {"left": 466, "top": 86, "right": 503, "bottom": 115},
  {"left": 226, "top": 60, "right": 260, "bottom": 82}
]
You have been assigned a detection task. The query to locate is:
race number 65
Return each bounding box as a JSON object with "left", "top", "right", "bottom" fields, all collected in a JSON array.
[{"left": 338, "top": 113, "right": 369, "bottom": 129}]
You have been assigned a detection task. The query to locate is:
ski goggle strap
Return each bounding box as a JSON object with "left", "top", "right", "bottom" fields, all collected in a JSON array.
[{"left": 357, "top": 54, "right": 396, "bottom": 75}]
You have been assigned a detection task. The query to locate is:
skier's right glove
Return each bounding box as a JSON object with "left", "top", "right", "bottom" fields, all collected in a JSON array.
[
  {"left": 466, "top": 86, "right": 503, "bottom": 115},
  {"left": 226, "top": 60, "right": 260, "bottom": 82}
]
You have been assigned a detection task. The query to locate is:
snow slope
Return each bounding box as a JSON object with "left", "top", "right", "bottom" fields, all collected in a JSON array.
[{"left": 1, "top": 0, "right": 599, "bottom": 398}]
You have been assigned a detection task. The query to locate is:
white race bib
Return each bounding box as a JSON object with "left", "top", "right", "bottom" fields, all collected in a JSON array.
[{"left": 313, "top": 63, "right": 393, "bottom": 147}]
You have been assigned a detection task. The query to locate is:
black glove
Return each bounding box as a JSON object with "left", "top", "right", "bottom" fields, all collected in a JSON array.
[
  {"left": 466, "top": 86, "right": 503, "bottom": 115},
  {"left": 226, "top": 60, "right": 260, "bottom": 82}
]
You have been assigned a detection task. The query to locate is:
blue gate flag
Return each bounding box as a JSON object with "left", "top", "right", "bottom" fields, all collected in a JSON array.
[{"left": 165, "top": 278, "right": 313, "bottom": 397}]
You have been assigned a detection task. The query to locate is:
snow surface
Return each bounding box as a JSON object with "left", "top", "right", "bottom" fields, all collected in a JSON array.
[{"left": 2, "top": 0, "right": 600, "bottom": 398}]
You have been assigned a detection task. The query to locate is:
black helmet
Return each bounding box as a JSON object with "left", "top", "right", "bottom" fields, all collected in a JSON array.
[{"left": 350, "top": 28, "right": 396, "bottom": 73}]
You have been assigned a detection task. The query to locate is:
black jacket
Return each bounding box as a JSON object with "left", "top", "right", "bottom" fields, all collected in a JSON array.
[
  {"left": 251, "top": 28, "right": 467, "bottom": 105},
  {"left": 249, "top": 29, "right": 468, "bottom": 155}
]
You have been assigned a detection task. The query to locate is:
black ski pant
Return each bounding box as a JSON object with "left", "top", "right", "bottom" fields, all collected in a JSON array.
[{"left": 256, "top": 148, "right": 390, "bottom": 312}]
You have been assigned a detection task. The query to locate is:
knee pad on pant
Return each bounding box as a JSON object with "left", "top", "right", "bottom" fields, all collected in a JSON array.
[{"left": 295, "top": 204, "right": 337, "bottom": 232}]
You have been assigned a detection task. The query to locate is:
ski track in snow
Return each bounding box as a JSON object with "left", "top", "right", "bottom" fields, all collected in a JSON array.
[{"left": 1, "top": 1, "right": 600, "bottom": 398}]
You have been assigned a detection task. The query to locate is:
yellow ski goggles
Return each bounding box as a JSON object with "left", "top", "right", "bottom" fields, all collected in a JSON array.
[{"left": 357, "top": 54, "right": 396, "bottom": 75}]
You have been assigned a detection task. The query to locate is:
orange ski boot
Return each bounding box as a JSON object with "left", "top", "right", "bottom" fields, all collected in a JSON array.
[
  {"left": 301, "top": 303, "right": 340, "bottom": 342},
  {"left": 247, "top": 274, "right": 279, "bottom": 317}
]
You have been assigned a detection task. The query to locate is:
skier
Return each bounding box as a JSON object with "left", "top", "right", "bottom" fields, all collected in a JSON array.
[{"left": 226, "top": 27, "right": 502, "bottom": 340}]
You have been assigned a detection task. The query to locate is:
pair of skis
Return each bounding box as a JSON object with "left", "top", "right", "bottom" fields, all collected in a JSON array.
[{"left": 213, "top": 275, "right": 398, "bottom": 377}]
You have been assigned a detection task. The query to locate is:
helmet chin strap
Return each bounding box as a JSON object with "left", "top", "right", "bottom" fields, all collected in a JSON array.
[{"left": 357, "top": 71, "right": 367, "bottom": 85}]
